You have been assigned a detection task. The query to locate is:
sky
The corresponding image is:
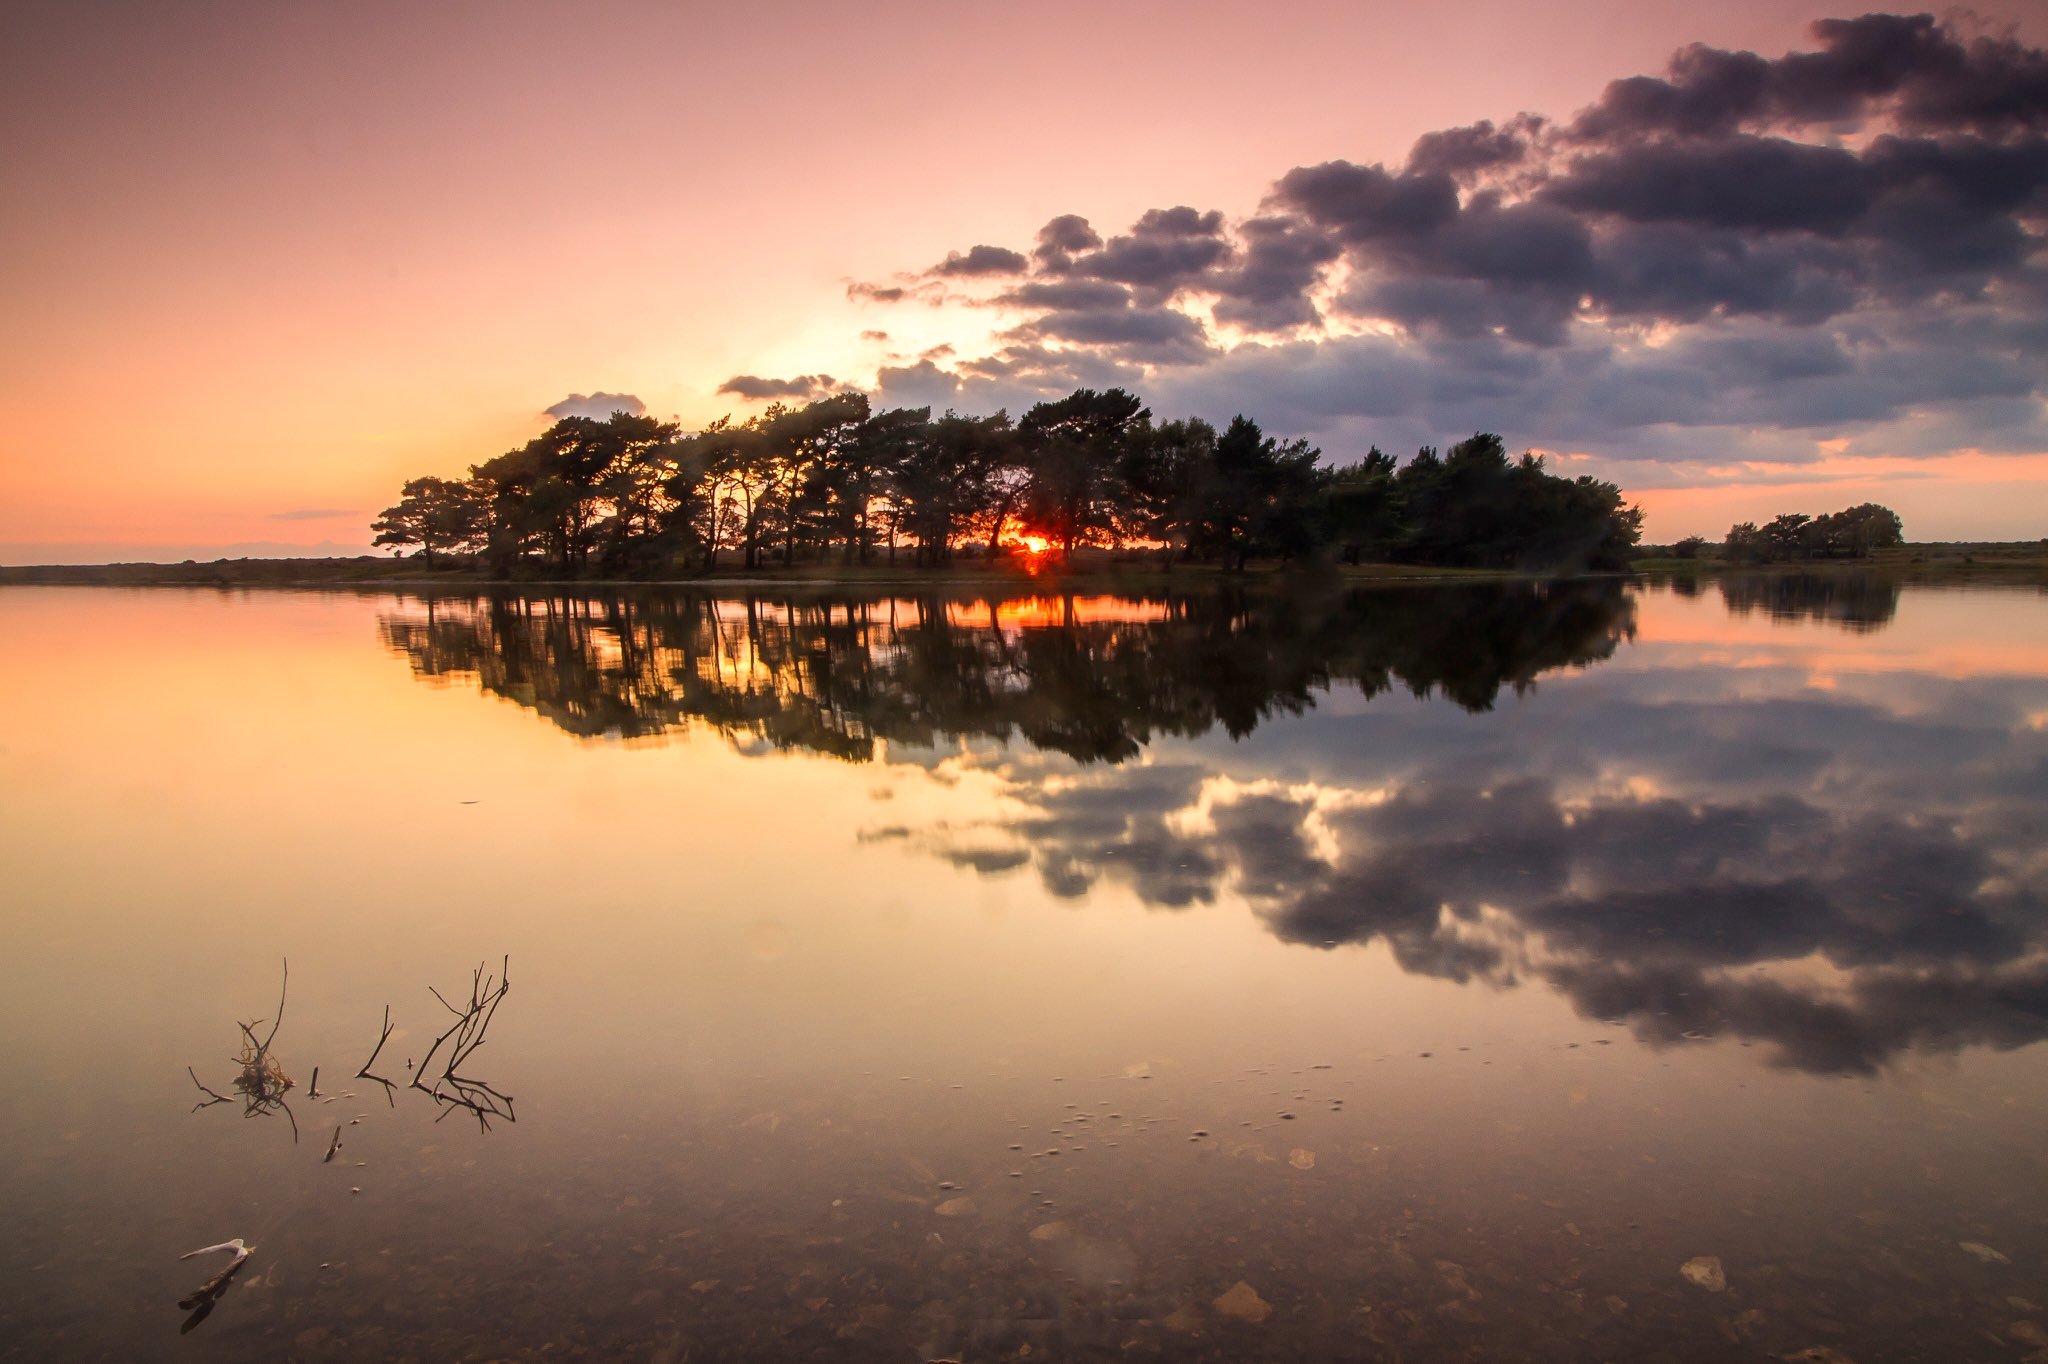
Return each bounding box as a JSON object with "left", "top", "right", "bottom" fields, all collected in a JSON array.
[{"left": 3, "top": 0, "right": 2047, "bottom": 562}]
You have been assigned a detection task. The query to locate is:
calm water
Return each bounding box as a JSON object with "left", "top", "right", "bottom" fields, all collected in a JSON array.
[{"left": 2, "top": 576, "right": 2045, "bottom": 1362}]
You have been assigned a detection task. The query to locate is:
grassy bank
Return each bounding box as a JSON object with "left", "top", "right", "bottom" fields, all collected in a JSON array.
[{"left": 1630, "top": 541, "right": 2048, "bottom": 584}]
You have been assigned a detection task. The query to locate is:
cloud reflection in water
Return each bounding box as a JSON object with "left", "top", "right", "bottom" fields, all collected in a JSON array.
[{"left": 380, "top": 576, "right": 2047, "bottom": 1077}]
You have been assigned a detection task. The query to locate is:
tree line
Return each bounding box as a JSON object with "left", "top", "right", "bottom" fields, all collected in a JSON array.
[
  {"left": 1666, "top": 503, "right": 1905, "bottom": 564},
  {"left": 372, "top": 389, "right": 1644, "bottom": 576}
]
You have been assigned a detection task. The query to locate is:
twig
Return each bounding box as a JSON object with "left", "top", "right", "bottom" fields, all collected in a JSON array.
[
  {"left": 357, "top": 1004, "right": 398, "bottom": 1107},
  {"left": 262, "top": 959, "right": 287, "bottom": 1053},
  {"left": 322, "top": 1125, "right": 342, "bottom": 1163},
  {"left": 411, "top": 956, "right": 516, "bottom": 1130},
  {"left": 187, "top": 1067, "right": 233, "bottom": 1111}
]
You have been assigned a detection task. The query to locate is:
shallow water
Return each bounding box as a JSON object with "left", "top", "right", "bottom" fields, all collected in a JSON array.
[{"left": 1, "top": 576, "right": 2044, "bottom": 1361}]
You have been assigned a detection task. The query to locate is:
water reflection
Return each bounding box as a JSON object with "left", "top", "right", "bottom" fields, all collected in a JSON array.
[
  {"left": 382, "top": 580, "right": 2048, "bottom": 1080},
  {"left": 1714, "top": 571, "right": 1900, "bottom": 631},
  {"left": 378, "top": 580, "right": 1638, "bottom": 761},
  {"left": 903, "top": 753, "right": 2048, "bottom": 1076}
]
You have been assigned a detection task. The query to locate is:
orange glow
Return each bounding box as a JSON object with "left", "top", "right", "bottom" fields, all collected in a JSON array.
[
  {"left": 1633, "top": 586, "right": 2048, "bottom": 679},
  {"left": 1016, "top": 534, "right": 1050, "bottom": 555},
  {"left": 942, "top": 596, "right": 1174, "bottom": 631}
]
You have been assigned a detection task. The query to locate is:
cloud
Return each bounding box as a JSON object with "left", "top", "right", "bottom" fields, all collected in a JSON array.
[
  {"left": 846, "top": 13, "right": 2048, "bottom": 481},
  {"left": 928, "top": 244, "right": 1029, "bottom": 277},
  {"left": 268, "top": 507, "right": 358, "bottom": 521},
  {"left": 544, "top": 392, "right": 646, "bottom": 420},
  {"left": 1567, "top": 13, "right": 2048, "bottom": 141},
  {"left": 849, "top": 278, "right": 950, "bottom": 306},
  {"left": 1032, "top": 213, "right": 1103, "bottom": 268},
  {"left": 860, "top": 329, "right": 890, "bottom": 342},
  {"left": 1006, "top": 301, "right": 1216, "bottom": 365},
  {"left": 1049, "top": 205, "right": 1234, "bottom": 299},
  {"left": 718, "top": 373, "right": 839, "bottom": 401},
  {"left": 874, "top": 358, "right": 961, "bottom": 409}
]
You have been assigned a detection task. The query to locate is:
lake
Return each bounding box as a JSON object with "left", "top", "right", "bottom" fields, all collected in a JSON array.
[{"left": 2, "top": 575, "right": 2045, "bottom": 1362}]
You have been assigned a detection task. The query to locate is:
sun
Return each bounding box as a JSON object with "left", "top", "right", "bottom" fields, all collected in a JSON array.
[{"left": 1017, "top": 533, "right": 1049, "bottom": 555}]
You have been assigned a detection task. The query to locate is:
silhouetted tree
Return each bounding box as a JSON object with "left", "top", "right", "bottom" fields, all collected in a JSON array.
[
  {"left": 378, "top": 393, "right": 1645, "bottom": 576},
  {"left": 1323, "top": 446, "right": 1401, "bottom": 566},
  {"left": 373, "top": 477, "right": 484, "bottom": 567},
  {"left": 1017, "top": 388, "right": 1151, "bottom": 558},
  {"left": 1724, "top": 503, "right": 1902, "bottom": 563}
]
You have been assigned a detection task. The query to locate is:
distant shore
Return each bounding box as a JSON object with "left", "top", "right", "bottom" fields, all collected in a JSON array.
[{"left": 4, "top": 542, "right": 2045, "bottom": 590}]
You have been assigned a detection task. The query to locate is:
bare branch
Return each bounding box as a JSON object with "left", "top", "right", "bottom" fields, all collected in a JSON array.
[
  {"left": 356, "top": 1004, "right": 398, "bottom": 1107},
  {"left": 187, "top": 1067, "right": 233, "bottom": 1111}
]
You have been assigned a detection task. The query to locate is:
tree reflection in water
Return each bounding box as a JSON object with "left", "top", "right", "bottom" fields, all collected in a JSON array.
[
  {"left": 379, "top": 580, "right": 1637, "bottom": 762},
  {"left": 379, "top": 579, "right": 2048, "bottom": 1080}
]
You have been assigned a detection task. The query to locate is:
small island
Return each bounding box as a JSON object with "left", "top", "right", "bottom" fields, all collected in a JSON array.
[{"left": 361, "top": 388, "right": 1646, "bottom": 580}]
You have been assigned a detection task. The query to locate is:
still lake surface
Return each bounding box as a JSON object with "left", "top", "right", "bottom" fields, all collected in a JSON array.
[{"left": 1, "top": 576, "right": 2045, "bottom": 1362}]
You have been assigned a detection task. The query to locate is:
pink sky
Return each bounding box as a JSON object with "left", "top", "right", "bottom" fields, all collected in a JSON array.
[{"left": 2, "top": 0, "right": 2045, "bottom": 562}]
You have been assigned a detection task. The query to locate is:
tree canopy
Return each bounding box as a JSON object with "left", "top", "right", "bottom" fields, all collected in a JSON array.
[
  {"left": 1723, "top": 503, "right": 1904, "bottom": 563},
  {"left": 372, "top": 390, "right": 1644, "bottom": 576}
]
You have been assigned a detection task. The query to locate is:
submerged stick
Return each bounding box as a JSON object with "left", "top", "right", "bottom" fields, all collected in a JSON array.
[
  {"left": 177, "top": 1238, "right": 253, "bottom": 1309},
  {"left": 323, "top": 1125, "right": 342, "bottom": 1163}
]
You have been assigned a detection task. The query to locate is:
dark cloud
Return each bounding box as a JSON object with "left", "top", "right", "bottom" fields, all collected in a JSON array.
[
  {"left": 1008, "top": 303, "right": 1216, "bottom": 365},
  {"left": 1209, "top": 216, "right": 1341, "bottom": 332},
  {"left": 860, "top": 329, "right": 889, "bottom": 342},
  {"left": 718, "top": 374, "right": 838, "bottom": 401},
  {"left": 873, "top": 358, "right": 960, "bottom": 408},
  {"left": 1405, "top": 116, "right": 1543, "bottom": 180},
  {"left": 993, "top": 279, "right": 1136, "bottom": 312},
  {"left": 949, "top": 344, "right": 1143, "bottom": 396},
  {"left": 1569, "top": 13, "right": 2048, "bottom": 141},
  {"left": 928, "top": 244, "right": 1030, "bottom": 277},
  {"left": 544, "top": 392, "right": 646, "bottom": 420},
  {"left": 863, "top": 14, "right": 2048, "bottom": 479},
  {"left": 1032, "top": 213, "right": 1103, "bottom": 268},
  {"left": 1050, "top": 205, "right": 1233, "bottom": 297},
  {"left": 1547, "top": 136, "right": 1874, "bottom": 235},
  {"left": 848, "top": 282, "right": 908, "bottom": 303}
]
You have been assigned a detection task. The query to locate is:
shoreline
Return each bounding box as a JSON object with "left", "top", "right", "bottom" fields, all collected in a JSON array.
[{"left": 2, "top": 543, "right": 2043, "bottom": 591}]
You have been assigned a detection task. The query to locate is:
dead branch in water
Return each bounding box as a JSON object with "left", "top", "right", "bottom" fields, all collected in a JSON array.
[
  {"left": 322, "top": 1125, "right": 342, "bottom": 1163},
  {"left": 185, "top": 960, "right": 298, "bottom": 1142},
  {"left": 356, "top": 1003, "right": 398, "bottom": 1106},
  {"left": 186, "top": 1067, "right": 233, "bottom": 1111},
  {"left": 176, "top": 1238, "right": 252, "bottom": 1333},
  {"left": 411, "top": 955, "right": 515, "bottom": 1131}
]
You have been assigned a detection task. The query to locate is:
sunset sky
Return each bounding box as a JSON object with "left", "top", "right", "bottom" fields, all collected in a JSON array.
[{"left": 3, "top": 0, "right": 2046, "bottom": 562}]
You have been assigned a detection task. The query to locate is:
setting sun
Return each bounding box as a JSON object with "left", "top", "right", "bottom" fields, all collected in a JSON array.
[{"left": 1016, "top": 534, "right": 1049, "bottom": 555}]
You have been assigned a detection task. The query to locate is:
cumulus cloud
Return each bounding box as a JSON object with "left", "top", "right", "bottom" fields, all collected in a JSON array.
[
  {"left": 545, "top": 392, "right": 646, "bottom": 420},
  {"left": 928, "top": 244, "right": 1029, "bottom": 277},
  {"left": 851, "top": 13, "right": 2048, "bottom": 483},
  {"left": 718, "top": 373, "right": 839, "bottom": 401}
]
